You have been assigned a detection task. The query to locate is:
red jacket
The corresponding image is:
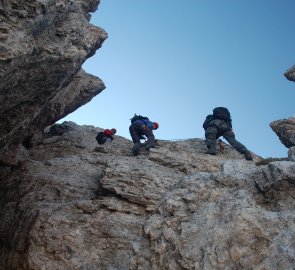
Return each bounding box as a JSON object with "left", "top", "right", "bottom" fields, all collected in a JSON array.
[{"left": 103, "top": 129, "right": 114, "bottom": 136}]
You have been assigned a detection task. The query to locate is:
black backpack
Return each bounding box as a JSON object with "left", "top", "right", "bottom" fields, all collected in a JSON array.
[
  {"left": 95, "top": 131, "right": 105, "bottom": 145},
  {"left": 203, "top": 114, "right": 215, "bottom": 129},
  {"left": 213, "top": 107, "right": 232, "bottom": 128},
  {"left": 130, "top": 114, "right": 149, "bottom": 123},
  {"left": 213, "top": 107, "right": 231, "bottom": 120}
]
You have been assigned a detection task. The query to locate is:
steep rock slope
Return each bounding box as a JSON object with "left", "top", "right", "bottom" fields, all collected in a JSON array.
[
  {"left": 1, "top": 122, "right": 295, "bottom": 270},
  {"left": 0, "top": 0, "right": 106, "bottom": 148}
]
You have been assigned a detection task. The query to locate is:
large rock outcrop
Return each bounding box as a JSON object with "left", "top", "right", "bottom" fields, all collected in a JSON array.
[
  {"left": 1, "top": 121, "right": 295, "bottom": 270},
  {"left": 0, "top": 0, "right": 106, "bottom": 149},
  {"left": 284, "top": 65, "right": 295, "bottom": 82},
  {"left": 270, "top": 117, "right": 295, "bottom": 148}
]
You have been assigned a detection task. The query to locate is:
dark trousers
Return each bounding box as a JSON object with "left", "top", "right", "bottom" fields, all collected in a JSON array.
[
  {"left": 129, "top": 123, "right": 155, "bottom": 154},
  {"left": 204, "top": 118, "right": 249, "bottom": 155}
]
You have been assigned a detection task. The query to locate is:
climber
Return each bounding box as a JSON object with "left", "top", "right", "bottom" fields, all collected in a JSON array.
[
  {"left": 95, "top": 128, "right": 117, "bottom": 145},
  {"left": 129, "top": 115, "right": 159, "bottom": 156},
  {"left": 203, "top": 107, "right": 253, "bottom": 160}
]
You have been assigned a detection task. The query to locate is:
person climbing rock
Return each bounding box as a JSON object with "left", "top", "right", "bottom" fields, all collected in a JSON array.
[
  {"left": 203, "top": 107, "right": 253, "bottom": 160},
  {"left": 129, "top": 114, "right": 159, "bottom": 156},
  {"left": 95, "top": 128, "right": 117, "bottom": 145}
]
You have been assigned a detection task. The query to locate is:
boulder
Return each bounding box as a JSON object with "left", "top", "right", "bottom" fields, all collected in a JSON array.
[
  {"left": 270, "top": 117, "right": 295, "bottom": 148},
  {"left": 284, "top": 64, "right": 295, "bottom": 82}
]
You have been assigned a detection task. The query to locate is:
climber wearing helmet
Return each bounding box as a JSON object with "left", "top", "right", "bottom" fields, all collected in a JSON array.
[
  {"left": 153, "top": 122, "right": 159, "bottom": 130},
  {"left": 95, "top": 128, "right": 117, "bottom": 145},
  {"left": 129, "top": 117, "right": 159, "bottom": 156}
]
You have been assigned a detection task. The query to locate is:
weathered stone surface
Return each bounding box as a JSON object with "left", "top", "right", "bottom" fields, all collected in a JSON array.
[
  {"left": 270, "top": 117, "right": 295, "bottom": 148},
  {"left": 1, "top": 122, "right": 295, "bottom": 270},
  {"left": 0, "top": 0, "right": 107, "bottom": 149},
  {"left": 0, "top": 143, "right": 29, "bottom": 166},
  {"left": 288, "top": 146, "right": 295, "bottom": 161},
  {"left": 284, "top": 64, "right": 295, "bottom": 82}
]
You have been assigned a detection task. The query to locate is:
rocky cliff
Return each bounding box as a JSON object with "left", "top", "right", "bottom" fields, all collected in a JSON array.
[
  {"left": 0, "top": 0, "right": 106, "bottom": 149},
  {"left": 1, "top": 1, "right": 295, "bottom": 269},
  {"left": 1, "top": 121, "right": 295, "bottom": 270}
]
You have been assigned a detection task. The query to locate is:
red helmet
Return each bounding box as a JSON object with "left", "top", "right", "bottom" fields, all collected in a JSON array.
[
  {"left": 111, "top": 128, "right": 117, "bottom": 134},
  {"left": 153, "top": 122, "right": 159, "bottom": 130}
]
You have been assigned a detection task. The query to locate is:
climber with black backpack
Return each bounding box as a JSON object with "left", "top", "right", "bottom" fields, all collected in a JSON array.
[
  {"left": 203, "top": 107, "right": 253, "bottom": 160},
  {"left": 95, "top": 128, "right": 117, "bottom": 145},
  {"left": 129, "top": 114, "right": 159, "bottom": 156}
]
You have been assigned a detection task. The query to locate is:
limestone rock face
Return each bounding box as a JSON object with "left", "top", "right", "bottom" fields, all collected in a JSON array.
[
  {"left": 289, "top": 146, "right": 295, "bottom": 161},
  {"left": 270, "top": 117, "right": 295, "bottom": 148},
  {"left": 1, "top": 121, "right": 295, "bottom": 270},
  {"left": 0, "top": 0, "right": 107, "bottom": 148},
  {"left": 285, "top": 65, "right": 295, "bottom": 82}
]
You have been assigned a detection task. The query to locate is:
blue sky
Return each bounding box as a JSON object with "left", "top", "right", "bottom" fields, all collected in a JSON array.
[{"left": 61, "top": 0, "right": 295, "bottom": 158}]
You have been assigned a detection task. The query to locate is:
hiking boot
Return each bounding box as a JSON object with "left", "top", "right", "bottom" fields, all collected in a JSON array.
[
  {"left": 244, "top": 151, "right": 253, "bottom": 161},
  {"left": 145, "top": 143, "right": 155, "bottom": 150},
  {"left": 132, "top": 149, "right": 139, "bottom": 156},
  {"left": 206, "top": 147, "right": 216, "bottom": 155},
  {"left": 132, "top": 143, "right": 140, "bottom": 156}
]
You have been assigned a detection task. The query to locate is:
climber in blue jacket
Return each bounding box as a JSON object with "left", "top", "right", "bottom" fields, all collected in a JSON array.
[{"left": 129, "top": 118, "right": 159, "bottom": 156}]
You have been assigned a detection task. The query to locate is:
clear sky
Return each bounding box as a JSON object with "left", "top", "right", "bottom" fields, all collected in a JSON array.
[{"left": 60, "top": 0, "right": 295, "bottom": 158}]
